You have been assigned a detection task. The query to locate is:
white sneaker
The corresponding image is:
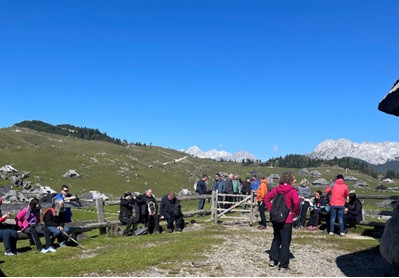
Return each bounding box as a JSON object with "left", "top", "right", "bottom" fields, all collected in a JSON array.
[
  {"left": 329, "top": 232, "right": 334, "bottom": 236},
  {"left": 60, "top": 241, "right": 67, "bottom": 247},
  {"left": 46, "top": 246, "right": 57, "bottom": 253},
  {"left": 340, "top": 233, "right": 346, "bottom": 237},
  {"left": 4, "top": 252, "right": 15, "bottom": 256},
  {"left": 40, "top": 248, "right": 49, "bottom": 254}
]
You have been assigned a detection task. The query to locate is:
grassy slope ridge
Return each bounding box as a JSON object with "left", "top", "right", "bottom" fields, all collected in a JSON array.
[{"left": 0, "top": 126, "right": 396, "bottom": 199}]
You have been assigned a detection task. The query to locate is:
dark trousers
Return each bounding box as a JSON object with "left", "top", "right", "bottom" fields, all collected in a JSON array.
[
  {"left": 258, "top": 201, "right": 267, "bottom": 227},
  {"left": 299, "top": 201, "right": 310, "bottom": 227},
  {"left": 24, "top": 224, "right": 51, "bottom": 250},
  {"left": 308, "top": 209, "right": 327, "bottom": 227},
  {"left": 0, "top": 228, "right": 18, "bottom": 253},
  {"left": 269, "top": 223, "right": 293, "bottom": 268},
  {"left": 198, "top": 197, "right": 205, "bottom": 217},
  {"left": 120, "top": 216, "right": 139, "bottom": 234},
  {"left": 164, "top": 213, "right": 185, "bottom": 231},
  {"left": 343, "top": 213, "right": 358, "bottom": 227},
  {"left": 145, "top": 215, "right": 160, "bottom": 234}
]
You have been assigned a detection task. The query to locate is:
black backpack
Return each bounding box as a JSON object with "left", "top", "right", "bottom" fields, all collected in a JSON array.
[{"left": 270, "top": 193, "right": 290, "bottom": 224}]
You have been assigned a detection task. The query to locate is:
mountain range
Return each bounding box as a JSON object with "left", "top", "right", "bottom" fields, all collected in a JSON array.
[
  {"left": 308, "top": 139, "right": 399, "bottom": 165},
  {"left": 182, "top": 146, "right": 257, "bottom": 163}
]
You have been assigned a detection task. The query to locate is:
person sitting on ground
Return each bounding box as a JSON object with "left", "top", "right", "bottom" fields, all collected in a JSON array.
[
  {"left": 139, "top": 188, "right": 160, "bottom": 234},
  {"left": 296, "top": 179, "right": 311, "bottom": 229},
  {"left": 119, "top": 192, "right": 142, "bottom": 236},
  {"left": 160, "top": 192, "right": 185, "bottom": 233},
  {"left": 307, "top": 191, "right": 328, "bottom": 230},
  {"left": 0, "top": 197, "right": 18, "bottom": 256},
  {"left": 15, "top": 198, "right": 56, "bottom": 253},
  {"left": 256, "top": 177, "right": 268, "bottom": 230},
  {"left": 343, "top": 191, "right": 363, "bottom": 231},
  {"left": 43, "top": 199, "right": 70, "bottom": 247}
]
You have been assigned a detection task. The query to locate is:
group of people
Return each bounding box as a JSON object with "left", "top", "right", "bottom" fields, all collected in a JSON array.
[
  {"left": 119, "top": 189, "right": 184, "bottom": 235},
  {"left": 197, "top": 172, "right": 364, "bottom": 272},
  {"left": 0, "top": 185, "right": 76, "bottom": 255}
]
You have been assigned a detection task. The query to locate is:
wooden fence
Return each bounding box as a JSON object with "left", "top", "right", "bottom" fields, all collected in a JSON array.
[{"left": 2, "top": 193, "right": 397, "bottom": 239}]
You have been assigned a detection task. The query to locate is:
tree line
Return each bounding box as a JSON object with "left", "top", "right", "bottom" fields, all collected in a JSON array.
[{"left": 15, "top": 120, "right": 149, "bottom": 147}]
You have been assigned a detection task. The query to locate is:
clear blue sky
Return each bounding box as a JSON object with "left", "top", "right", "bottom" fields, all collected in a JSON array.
[{"left": 1, "top": 1, "right": 398, "bottom": 161}]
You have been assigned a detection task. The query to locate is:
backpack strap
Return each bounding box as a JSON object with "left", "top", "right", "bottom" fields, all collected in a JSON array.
[{"left": 43, "top": 208, "right": 55, "bottom": 222}]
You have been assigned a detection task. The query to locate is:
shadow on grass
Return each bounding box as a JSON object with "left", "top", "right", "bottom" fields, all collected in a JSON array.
[
  {"left": 0, "top": 261, "right": 5, "bottom": 277},
  {"left": 336, "top": 246, "right": 399, "bottom": 277}
]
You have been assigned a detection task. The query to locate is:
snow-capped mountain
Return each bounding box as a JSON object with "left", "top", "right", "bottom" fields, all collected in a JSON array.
[
  {"left": 308, "top": 139, "right": 399, "bottom": 165},
  {"left": 183, "top": 146, "right": 257, "bottom": 163}
]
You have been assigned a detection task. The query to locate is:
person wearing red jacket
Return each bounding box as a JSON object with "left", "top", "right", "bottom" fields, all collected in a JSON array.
[
  {"left": 264, "top": 172, "right": 300, "bottom": 272},
  {"left": 325, "top": 174, "right": 349, "bottom": 236}
]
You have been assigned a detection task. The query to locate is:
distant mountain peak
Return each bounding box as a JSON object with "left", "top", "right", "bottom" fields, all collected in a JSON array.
[
  {"left": 308, "top": 139, "right": 399, "bottom": 165},
  {"left": 183, "top": 146, "right": 257, "bottom": 163}
]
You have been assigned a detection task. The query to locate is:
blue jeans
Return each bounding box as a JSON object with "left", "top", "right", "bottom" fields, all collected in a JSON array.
[
  {"left": 0, "top": 229, "right": 18, "bottom": 253},
  {"left": 47, "top": 226, "right": 70, "bottom": 243},
  {"left": 329, "top": 206, "right": 345, "bottom": 234},
  {"left": 198, "top": 197, "right": 205, "bottom": 217}
]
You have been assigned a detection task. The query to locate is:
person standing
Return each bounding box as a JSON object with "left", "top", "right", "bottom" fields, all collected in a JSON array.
[
  {"left": 296, "top": 179, "right": 311, "bottom": 229},
  {"left": 241, "top": 177, "right": 252, "bottom": 212},
  {"left": 257, "top": 177, "right": 269, "bottom": 230},
  {"left": 325, "top": 174, "right": 349, "bottom": 236},
  {"left": 264, "top": 172, "right": 300, "bottom": 272},
  {"left": 196, "top": 174, "right": 208, "bottom": 217}
]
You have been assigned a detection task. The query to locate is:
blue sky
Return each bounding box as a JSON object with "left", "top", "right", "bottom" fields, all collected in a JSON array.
[{"left": 1, "top": 1, "right": 398, "bottom": 161}]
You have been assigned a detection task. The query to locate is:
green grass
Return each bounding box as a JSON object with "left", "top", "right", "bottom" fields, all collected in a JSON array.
[{"left": 0, "top": 223, "right": 222, "bottom": 277}]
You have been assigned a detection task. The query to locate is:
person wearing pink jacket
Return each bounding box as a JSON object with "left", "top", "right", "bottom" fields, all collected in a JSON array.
[
  {"left": 325, "top": 174, "right": 349, "bottom": 236},
  {"left": 264, "top": 172, "right": 300, "bottom": 272},
  {"left": 15, "top": 198, "right": 55, "bottom": 254}
]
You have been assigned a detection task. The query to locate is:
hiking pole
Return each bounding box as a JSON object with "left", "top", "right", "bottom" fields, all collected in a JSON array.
[{"left": 62, "top": 231, "right": 86, "bottom": 250}]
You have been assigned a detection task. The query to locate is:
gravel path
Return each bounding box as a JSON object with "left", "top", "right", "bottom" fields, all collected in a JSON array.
[{"left": 130, "top": 223, "right": 397, "bottom": 277}]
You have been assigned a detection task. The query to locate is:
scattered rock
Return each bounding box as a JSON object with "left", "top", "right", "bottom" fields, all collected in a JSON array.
[
  {"left": 0, "top": 165, "right": 18, "bottom": 174},
  {"left": 63, "top": 170, "right": 80, "bottom": 178}
]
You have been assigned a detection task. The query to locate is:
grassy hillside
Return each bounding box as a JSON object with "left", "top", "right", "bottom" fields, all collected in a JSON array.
[{"left": 0, "top": 126, "right": 397, "bottom": 199}]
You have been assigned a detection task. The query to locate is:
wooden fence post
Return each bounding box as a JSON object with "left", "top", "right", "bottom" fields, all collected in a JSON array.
[
  {"left": 214, "top": 190, "right": 219, "bottom": 224},
  {"left": 250, "top": 192, "right": 255, "bottom": 226},
  {"left": 95, "top": 198, "right": 107, "bottom": 235}
]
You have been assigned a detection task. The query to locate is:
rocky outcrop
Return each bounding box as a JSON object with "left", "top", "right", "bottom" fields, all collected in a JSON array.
[{"left": 380, "top": 206, "right": 399, "bottom": 270}]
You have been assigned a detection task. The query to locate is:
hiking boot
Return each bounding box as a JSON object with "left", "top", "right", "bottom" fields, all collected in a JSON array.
[
  {"left": 258, "top": 225, "right": 267, "bottom": 230},
  {"left": 176, "top": 229, "right": 183, "bottom": 233},
  {"left": 269, "top": 260, "right": 277, "bottom": 267},
  {"left": 168, "top": 228, "right": 174, "bottom": 233},
  {"left": 46, "top": 246, "right": 57, "bottom": 253},
  {"left": 4, "top": 252, "right": 15, "bottom": 256}
]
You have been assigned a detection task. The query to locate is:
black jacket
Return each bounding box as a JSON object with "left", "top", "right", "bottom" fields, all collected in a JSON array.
[
  {"left": 346, "top": 199, "right": 363, "bottom": 223},
  {"left": 43, "top": 208, "right": 66, "bottom": 227},
  {"left": 160, "top": 195, "right": 182, "bottom": 217},
  {"left": 119, "top": 196, "right": 145, "bottom": 220},
  {"left": 139, "top": 194, "right": 159, "bottom": 219},
  {"left": 241, "top": 181, "right": 252, "bottom": 195},
  {"left": 196, "top": 179, "right": 207, "bottom": 195},
  {"left": 225, "top": 179, "right": 233, "bottom": 194}
]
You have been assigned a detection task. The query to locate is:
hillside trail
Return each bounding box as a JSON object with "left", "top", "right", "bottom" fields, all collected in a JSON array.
[{"left": 130, "top": 223, "right": 397, "bottom": 277}]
